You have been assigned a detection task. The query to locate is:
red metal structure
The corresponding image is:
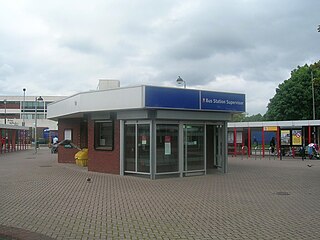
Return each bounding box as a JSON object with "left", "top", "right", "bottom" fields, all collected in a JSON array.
[{"left": 0, "top": 125, "right": 30, "bottom": 154}]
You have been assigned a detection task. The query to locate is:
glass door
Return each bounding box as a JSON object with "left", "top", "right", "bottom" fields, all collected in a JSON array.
[
  {"left": 183, "top": 124, "right": 205, "bottom": 172},
  {"left": 124, "top": 123, "right": 150, "bottom": 174},
  {"left": 124, "top": 124, "right": 135, "bottom": 172},
  {"left": 156, "top": 124, "right": 179, "bottom": 173},
  {"left": 137, "top": 124, "right": 150, "bottom": 173}
]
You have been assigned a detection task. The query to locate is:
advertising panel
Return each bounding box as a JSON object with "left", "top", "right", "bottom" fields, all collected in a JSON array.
[
  {"left": 228, "top": 132, "right": 243, "bottom": 144},
  {"left": 281, "top": 130, "right": 291, "bottom": 145},
  {"left": 292, "top": 129, "right": 302, "bottom": 146}
]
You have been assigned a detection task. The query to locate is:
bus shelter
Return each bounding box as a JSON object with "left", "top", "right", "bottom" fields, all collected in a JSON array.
[
  {"left": 0, "top": 124, "right": 30, "bottom": 154},
  {"left": 227, "top": 120, "right": 320, "bottom": 158}
]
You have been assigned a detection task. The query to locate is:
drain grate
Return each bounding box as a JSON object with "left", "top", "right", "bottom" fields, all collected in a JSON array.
[{"left": 274, "top": 191, "right": 290, "bottom": 196}]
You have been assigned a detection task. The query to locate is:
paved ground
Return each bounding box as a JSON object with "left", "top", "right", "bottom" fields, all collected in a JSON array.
[{"left": 0, "top": 149, "right": 320, "bottom": 240}]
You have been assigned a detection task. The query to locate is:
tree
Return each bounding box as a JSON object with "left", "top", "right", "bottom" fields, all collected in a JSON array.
[
  {"left": 232, "top": 113, "right": 264, "bottom": 122},
  {"left": 265, "top": 61, "right": 320, "bottom": 121},
  {"left": 232, "top": 113, "right": 246, "bottom": 122},
  {"left": 245, "top": 113, "right": 264, "bottom": 122}
]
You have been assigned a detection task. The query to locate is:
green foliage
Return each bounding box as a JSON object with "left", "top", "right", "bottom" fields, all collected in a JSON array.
[
  {"left": 232, "top": 113, "right": 264, "bottom": 122},
  {"left": 245, "top": 113, "right": 264, "bottom": 122},
  {"left": 232, "top": 113, "right": 246, "bottom": 122},
  {"left": 265, "top": 61, "right": 320, "bottom": 121}
]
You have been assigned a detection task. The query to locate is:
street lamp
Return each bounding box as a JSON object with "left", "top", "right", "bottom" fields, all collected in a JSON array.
[
  {"left": 312, "top": 72, "right": 317, "bottom": 144},
  {"left": 34, "top": 96, "right": 43, "bottom": 153},
  {"left": 312, "top": 72, "right": 316, "bottom": 120},
  {"left": 176, "top": 76, "right": 186, "bottom": 88},
  {"left": 22, "top": 88, "right": 26, "bottom": 126},
  {"left": 4, "top": 99, "right": 7, "bottom": 124}
]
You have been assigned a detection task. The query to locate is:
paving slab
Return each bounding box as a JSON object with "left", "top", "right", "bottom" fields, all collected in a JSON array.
[{"left": 0, "top": 149, "right": 320, "bottom": 239}]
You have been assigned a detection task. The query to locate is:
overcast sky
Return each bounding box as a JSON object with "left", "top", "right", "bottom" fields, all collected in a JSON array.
[{"left": 0, "top": 0, "right": 319, "bottom": 115}]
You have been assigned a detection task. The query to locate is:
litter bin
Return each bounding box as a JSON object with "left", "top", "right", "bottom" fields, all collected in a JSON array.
[{"left": 75, "top": 148, "right": 88, "bottom": 167}]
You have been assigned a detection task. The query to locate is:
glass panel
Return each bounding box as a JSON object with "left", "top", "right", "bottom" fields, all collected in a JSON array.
[
  {"left": 124, "top": 124, "right": 136, "bottom": 171},
  {"left": 216, "top": 126, "right": 222, "bottom": 167},
  {"left": 206, "top": 125, "right": 215, "bottom": 169},
  {"left": 94, "top": 121, "right": 113, "bottom": 150},
  {"left": 184, "top": 125, "right": 205, "bottom": 171},
  {"left": 137, "top": 124, "right": 150, "bottom": 173},
  {"left": 37, "top": 102, "right": 45, "bottom": 108},
  {"left": 156, "top": 124, "right": 179, "bottom": 173}
]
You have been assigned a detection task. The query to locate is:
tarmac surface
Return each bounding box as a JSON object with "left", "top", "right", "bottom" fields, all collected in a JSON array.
[{"left": 0, "top": 149, "right": 320, "bottom": 239}]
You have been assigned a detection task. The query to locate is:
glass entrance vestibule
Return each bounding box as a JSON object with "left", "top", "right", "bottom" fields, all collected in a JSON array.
[{"left": 120, "top": 121, "right": 227, "bottom": 179}]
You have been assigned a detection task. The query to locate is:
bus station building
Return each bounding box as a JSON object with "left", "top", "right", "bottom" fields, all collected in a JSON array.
[{"left": 47, "top": 85, "right": 245, "bottom": 179}]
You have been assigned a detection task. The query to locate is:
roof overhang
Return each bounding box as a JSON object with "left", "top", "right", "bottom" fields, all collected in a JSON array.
[{"left": 47, "top": 85, "right": 246, "bottom": 120}]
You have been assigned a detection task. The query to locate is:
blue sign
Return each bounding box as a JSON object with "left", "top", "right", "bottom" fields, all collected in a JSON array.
[
  {"left": 145, "top": 86, "right": 199, "bottom": 110},
  {"left": 144, "top": 86, "right": 245, "bottom": 112},
  {"left": 200, "top": 91, "right": 245, "bottom": 112}
]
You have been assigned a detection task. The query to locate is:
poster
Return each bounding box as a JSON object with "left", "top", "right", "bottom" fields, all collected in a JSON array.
[
  {"left": 280, "top": 130, "right": 290, "bottom": 145},
  {"left": 164, "top": 136, "right": 171, "bottom": 155},
  {"left": 292, "top": 129, "right": 302, "bottom": 146},
  {"left": 64, "top": 129, "right": 72, "bottom": 140},
  {"left": 141, "top": 135, "right": 147, "bottom": 145},
  {"left": 227, "top": 132, "right": 243, "bottom": 144}
]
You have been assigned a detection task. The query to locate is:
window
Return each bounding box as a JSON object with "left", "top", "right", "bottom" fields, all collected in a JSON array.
[
  {"left": 156, "top": 124, "right": 179, "bottom": 173},
  {"left": 64, "top": 129, "right": 72, "bottom": 140},
  {"left": 94, "top": 121, "right": 114, "bottom": 150}
]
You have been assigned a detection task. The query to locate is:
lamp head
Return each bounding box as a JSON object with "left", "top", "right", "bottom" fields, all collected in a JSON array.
[{"left": 176, "top": 76, "right": 184, "bottom": 85}]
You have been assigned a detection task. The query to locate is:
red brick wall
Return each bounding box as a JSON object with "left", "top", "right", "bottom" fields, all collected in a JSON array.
[
  {"left": 87, "top": 119, "right": 120, "bottom": 174},
  {"left": 57, "top": 119, "right": 81, "bottom": 163}
]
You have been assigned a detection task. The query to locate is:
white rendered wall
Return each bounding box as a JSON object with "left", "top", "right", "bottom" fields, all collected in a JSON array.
[{"left": 47, "top": 86, "right": 144, "bottom": 119}]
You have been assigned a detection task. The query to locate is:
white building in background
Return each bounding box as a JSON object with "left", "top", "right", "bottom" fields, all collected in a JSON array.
[
  {"left": 0, "top": 81, "right": 121, "bottom": 130},
  {"left": 0, "top": 96, "right": 65, "bottom": 130}
]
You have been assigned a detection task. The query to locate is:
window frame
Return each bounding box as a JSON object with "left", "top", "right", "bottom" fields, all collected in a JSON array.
[{"left": 94, "top": 120, "right": 114, "bottom": 151}]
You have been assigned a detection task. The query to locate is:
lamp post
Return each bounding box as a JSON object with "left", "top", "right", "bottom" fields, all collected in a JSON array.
[
  {"left": 176, "top": 76, "right": 186, "bottom": 88},
  {"left": 4, "top": 99, "right": 7, "bottom": 124},
  {"left": 34, "top": 96, "right": 43, "bottom": 153},
  {"left": 22, "top": 88, "right": 26, "bottom": 126},
  {"left": 312, "top": 72, "right": 317, "bottom": 144},
  {"left": 312, "top": 72, "right": 315, "bottom": 120}
]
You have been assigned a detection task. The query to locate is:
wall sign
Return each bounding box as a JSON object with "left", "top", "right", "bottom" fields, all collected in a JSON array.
[
  {"left": 145, "top": 86, "right": 245, "bottom": 113},
  {"left": 145, "top": 86, "right": 200, "bottom": 110},
  {"left": 201, "top": 90, "right": 245, "bottom": 112},
  {"left": 264, "top": 126, "right": 278, "bottom": 132}
]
